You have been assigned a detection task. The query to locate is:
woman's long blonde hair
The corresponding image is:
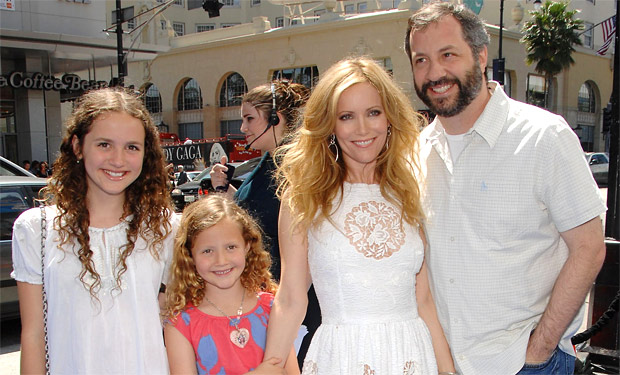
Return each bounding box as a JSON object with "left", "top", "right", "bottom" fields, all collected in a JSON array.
[
  {"left": 165, "top": 195, "right": 277, "bottom": 320},
  {"left": 276, "top": 57, "right": 427, "bottom": 231},
  {"left": 44, "top": 87, "right": 173, "bottom": 298}
]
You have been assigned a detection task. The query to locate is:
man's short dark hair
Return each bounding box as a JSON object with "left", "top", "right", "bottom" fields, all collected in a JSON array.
[{"left": 404, "top": 2, "right": 490, "bottom": 64}]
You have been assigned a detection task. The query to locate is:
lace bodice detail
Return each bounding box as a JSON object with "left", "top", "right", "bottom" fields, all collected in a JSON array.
[{"left": 308, "top": 183, "right": 424, "bottom": 325}]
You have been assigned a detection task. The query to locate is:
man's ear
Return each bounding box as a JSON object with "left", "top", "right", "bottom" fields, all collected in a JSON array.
[
  {"left": 478, "top": 45, "right": 488, "bottom": 73},
  {"left": 72, "top": 135, "right": 82, "bottom": 160}
]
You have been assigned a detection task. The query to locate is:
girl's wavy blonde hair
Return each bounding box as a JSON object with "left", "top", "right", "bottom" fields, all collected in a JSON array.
[
  {"left": 276, "top": 57, "right": 427, "bottom": 231},
  {"left": 165, "top": 195, "right": 277, "bottom": 320},
  {"left": 43, "top": 87, "right": 173, "bottom": 299}
]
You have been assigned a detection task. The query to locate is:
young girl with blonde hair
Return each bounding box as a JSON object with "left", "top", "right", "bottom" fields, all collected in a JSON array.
[{"left": 164, "top": 195, "right": 298, "bottom": 375}]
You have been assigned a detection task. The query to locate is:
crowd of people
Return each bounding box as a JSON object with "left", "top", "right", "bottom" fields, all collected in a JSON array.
[
  {"left": 11, "top": 3, "right": 606, "bottom": 375},
  {"left": 22, "top": 159, "right": 51, "bottom": 178}
]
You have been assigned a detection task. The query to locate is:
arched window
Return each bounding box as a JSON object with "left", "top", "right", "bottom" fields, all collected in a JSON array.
[
  {"left": 272, "top": 65, "right": 319, "bottom": 89},
  {"left": 177, "top": 78, "right": 203, "bottom": 111},
  {"left": 578, "top": 82, "right": 595, "bottom": 113},
  {"left": 143, "top": 83, "right": 162, "bottom": 114},
  {"left": 219, "top": 73, "right": 247, "bottom": 107}
]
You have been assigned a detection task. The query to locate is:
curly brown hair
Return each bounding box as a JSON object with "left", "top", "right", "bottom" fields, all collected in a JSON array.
[
  {"left": 43, "top": 87, "right": 173, "bottom": 298},
  {"left": 165, "top": 195, "right": 277, "bottom": 320}
]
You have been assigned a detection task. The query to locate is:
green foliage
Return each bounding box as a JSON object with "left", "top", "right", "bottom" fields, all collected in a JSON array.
[{"left": 521, "top": 1, "right": 584, "bottom": 78}]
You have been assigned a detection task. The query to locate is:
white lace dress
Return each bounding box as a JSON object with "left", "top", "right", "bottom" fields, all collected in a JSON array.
[{"left": 301, "top": 183, "right": 437, "bottom": 375}]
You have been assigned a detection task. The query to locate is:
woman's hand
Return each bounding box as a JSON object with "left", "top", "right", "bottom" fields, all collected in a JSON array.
[{"left": 209, "top": 155, "right": 230, "bottom": 189}]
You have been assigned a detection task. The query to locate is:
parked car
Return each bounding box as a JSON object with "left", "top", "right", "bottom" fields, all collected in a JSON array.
[
  {"left": 0, "top": 175, "right": 48, "bottom": 320},
  {"left": 173, "top": 170, "right": 202, "bottom": 187},
  {"left": 584, "top": 152, "right": 609, "bottom": 186},
  {"left": 1, "top": 156, "right": 35, "bottom": 177},
  {"left": 171, "top": 157, "right": 261, "bottom": 211},
  {"left": 187, "top": 171, "right": 202, "bottom": 181}
]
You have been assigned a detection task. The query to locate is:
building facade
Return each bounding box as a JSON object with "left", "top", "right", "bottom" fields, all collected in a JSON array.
[
  {"left": 0, "top": 0, "right": 167, "bottom": 164},
  {"left": 1, "top": 0, "right": 615, "bottom": 165},
  {"left": 120, "top": 0, "right": 615, "bottom": 153}
]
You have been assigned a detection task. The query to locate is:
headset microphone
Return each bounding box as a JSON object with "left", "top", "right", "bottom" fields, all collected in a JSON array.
[
  {"left": 244, "top": 125, "right": 272, "bottom": 150},
  {"left": 245, "top": 83, "right": 280, "bottom": 151}
]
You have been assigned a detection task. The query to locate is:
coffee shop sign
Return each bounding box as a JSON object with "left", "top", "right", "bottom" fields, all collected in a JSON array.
[{"left": 0, "top": 72, "right": 109, "bottom": 92}]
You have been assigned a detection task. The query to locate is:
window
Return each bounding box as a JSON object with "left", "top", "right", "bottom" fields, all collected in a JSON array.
[
  {"left": 222, "top": 0, "right": 236, "bottom": 6},
  {"left": 157, "top": 123, "right": 169, "bottom": 133},
  {"left": 144, "top": 83, "right": 162, "bottom": 114},
  {"left": 591, "top": 153, "right": 608, "bottom": 164},
  {"left": 357, "top": 2, "right": 367, "bottom": 13},
  {"left": 172, "top": 22, "right": 185, "bottom": 36},
  {"left": 375, "top": 57, "right": 393, "bottom": 75},
  {"left": 272, "top": 65, "right": 319, "bottom": 89},
  {"left": 0, "top": 86, "right": 17, "bottom": 162},
  {"left": 1, "top": 186, "right": 31, "bottom": 241},
  {"left": 220, "top": 120, "right": 242, "bottom": 136},
  {"left": 173, "top": 0, "right": 184, "bottom": 6},
  {"left": 127, "top": 17, "right": 135, "bottom": 30},
  {"left": 221, "top": 23, "right": 240, "bottom": 28},
  {"left": 526, "top": 74, "right": 547, "bottom": 108},
  {"left": 178, "top": 78, "right": 203, "bottom": 111},
  {"left": 574, "top": 125, "right": 594, "bottom": 151},
  {"left": 161, "top": 20, "right": 167, "bottom": 30},
  {"left": 345, "top": 4, "right": 355, "bottom": 14},
  {"left": 275, "top": 17, "right": 284, "bottom": 27},
  {"left": 251, "top": 0, "right": 261, "bottom": 5},
  {"left": 583, "top": 22, "right": 593, "bottom": 48},
  {"left": 196, "top": 24, "right": 215, "bottom": 32},
  {"left": 578, "top": 82, "right": 595, "bottom": 113},
  {"left": 220, "top": 73, "right": 248, "bottom": 107},
  {"left": 179, "top": 122, "right": 203, "bottom": 140}
]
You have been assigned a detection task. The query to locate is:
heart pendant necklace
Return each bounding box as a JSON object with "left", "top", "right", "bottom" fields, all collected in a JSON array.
[{"left": 204, "top": 291, "right": 250, "bottom": 348}]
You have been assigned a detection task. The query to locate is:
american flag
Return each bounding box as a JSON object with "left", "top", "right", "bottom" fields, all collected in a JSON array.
[{"left": 596, "top": 15, "right": 616, "bottom": 56}]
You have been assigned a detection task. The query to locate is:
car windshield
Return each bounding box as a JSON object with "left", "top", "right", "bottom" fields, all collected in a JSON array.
[
  {"left": 233, "top": 158, "right": 260, "bottom": 177},
  {"left": 0, "top": 157, "right": 35, "bottom": 177},
  {"left": 192, "top": 167, "right": 213, "bottom": 181}
]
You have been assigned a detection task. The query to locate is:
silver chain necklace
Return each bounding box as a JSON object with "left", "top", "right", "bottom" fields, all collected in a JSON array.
[
  {"left": 40, "top": 206, "right": 50, "bottom": 374},
  {"left": 203, "top": 291, "right": 250, "bottom": 348}
]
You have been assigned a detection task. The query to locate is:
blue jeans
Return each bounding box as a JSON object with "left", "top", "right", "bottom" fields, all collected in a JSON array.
[{"left": 516, "top": 348, "right": 575, "bottom": 375}]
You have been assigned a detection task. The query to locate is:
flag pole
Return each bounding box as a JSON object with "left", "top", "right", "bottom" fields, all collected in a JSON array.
[{"left": 578, "top": 14, "right": 615, "bottom": 36}]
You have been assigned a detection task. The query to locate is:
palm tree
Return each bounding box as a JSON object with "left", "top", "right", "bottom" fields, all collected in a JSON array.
[{"left": 521, "top": 1, "right": 583, "bottom": 108}]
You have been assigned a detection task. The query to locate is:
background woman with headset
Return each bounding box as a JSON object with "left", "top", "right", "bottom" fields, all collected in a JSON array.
[{"left": 210, "top": 81, "right": 321, "bottom": 365}]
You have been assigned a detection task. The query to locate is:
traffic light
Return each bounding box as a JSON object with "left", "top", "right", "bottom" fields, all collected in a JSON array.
[
  {"left": 202, "top": 0, "right": 223, "bottom": 18},
  {"left": 492, "top": 58, "right": 505, "bottom": 86},
  {"left": 602, "top": 107, "right": 612, "bottom": 134}
]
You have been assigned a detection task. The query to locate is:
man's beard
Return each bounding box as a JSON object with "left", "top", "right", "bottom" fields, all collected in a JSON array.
[{"left": 415, "top": 62, "right": 484, "bottom": 118}]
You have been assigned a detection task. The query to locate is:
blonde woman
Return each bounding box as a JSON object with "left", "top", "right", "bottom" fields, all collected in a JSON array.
[{"left": 263, "top": 57, "right": 455, "bottom": 374}]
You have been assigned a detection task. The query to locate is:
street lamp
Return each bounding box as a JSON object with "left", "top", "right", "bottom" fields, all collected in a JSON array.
[
  {"left": 529, "top": 0, "right": 543, "bottom": 11},
  {"left": 494, "top": 0, "right": 542, "bottom": 85},
  {"left": 493, "top": 0, "right": 506, "bottom": 85}
]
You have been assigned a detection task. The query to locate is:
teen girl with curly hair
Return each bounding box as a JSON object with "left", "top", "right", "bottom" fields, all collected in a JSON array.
[{"left": 12, "top": 87, "right": 180, "bottom": 374}]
